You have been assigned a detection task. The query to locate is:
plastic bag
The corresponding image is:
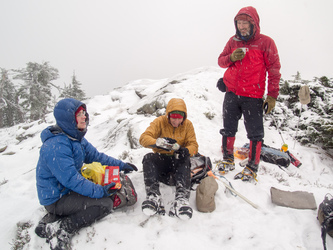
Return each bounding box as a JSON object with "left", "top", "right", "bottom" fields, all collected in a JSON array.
[{"left": 81, "top": 162, "right": 106, "bottom": 185}]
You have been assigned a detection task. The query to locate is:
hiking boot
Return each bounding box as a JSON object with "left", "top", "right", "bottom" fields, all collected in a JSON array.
[
  {"left": 234, "top": 166, "right": 257, "bottom": 182},
  {"left": 169, "top": 197, "right": 193, "bottom": 220},
  {"left": 142, "top": 194, "right": 165, "bottom": 216},
  {"left": 35, "top": 213, "right": 61, "bottom": 238},
  {"left": 217, "top": 159, "right": 235, "bottom": 174},
  {"left": 46, "top": 222, "right": 72, "bottom": 250}
]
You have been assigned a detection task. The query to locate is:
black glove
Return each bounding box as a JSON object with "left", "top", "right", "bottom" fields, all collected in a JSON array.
[
  {"left": 122, "top": 163, "right": 138, "bottom": 173},
  {"left": 163, "top": 137, "right": 177, "bottom": 144},
  {"left": 103, "top": 182, "right": 117, "bottom": 197},
  {"left": 174, "top": 147, "right": 190, "bottom": 162}
]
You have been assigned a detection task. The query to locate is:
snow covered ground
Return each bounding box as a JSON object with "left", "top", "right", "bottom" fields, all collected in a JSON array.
[{"left": 0, "top": 67, "right": 332, "bottom": 249}]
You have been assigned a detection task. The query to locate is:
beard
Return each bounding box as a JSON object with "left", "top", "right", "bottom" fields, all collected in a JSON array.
[{"left": 240, "top": 30, "right": 251, "bottom": 37}]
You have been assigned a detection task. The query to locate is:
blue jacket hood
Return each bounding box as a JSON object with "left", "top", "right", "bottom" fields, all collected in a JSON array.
[
  {"left": 53, "top": 98, "right": 89, "bottom": 141},
  {"left": 36, "top": 98, "right": 128, "bottom": 206}
]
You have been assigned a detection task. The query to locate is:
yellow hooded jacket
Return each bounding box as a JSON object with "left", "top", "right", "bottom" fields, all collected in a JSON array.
[{"left": 139, "top": 98, "right": 199, "bottom": 156}]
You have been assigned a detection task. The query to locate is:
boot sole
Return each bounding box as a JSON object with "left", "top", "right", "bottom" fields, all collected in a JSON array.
[
  {"left": 142, "top": 205, "right": 158, "bottom": 216},
  {"left": 169, "top": 206, "right": 193, "bottom": 220}
]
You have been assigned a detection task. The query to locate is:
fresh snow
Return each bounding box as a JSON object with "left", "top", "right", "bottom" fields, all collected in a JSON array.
[{"left": 0, "top": 66, "right": 332, "bottom": 250}]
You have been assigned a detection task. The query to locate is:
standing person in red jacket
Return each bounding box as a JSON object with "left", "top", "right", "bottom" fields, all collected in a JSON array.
[{"left": 217, "top": 6, "right": 281, "bottom": 181}]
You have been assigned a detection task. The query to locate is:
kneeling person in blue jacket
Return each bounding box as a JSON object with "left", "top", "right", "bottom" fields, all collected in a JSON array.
[{"left": 35, "top": 98, "right": 137, "bottom": 249}]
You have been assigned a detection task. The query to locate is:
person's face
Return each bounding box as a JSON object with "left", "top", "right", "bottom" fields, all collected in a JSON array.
[
  {"left": 76, "top": 110, "right": 87, "bottom": 130},
  {"left": 170, "top": 117, "right": 183, "bottom": 128},
  {"left": 237, "top": 20, "right": 251, "bottom": 36}
]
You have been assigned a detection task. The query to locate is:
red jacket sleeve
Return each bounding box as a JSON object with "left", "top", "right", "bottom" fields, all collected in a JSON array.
[
  {"left": 218, "top": 37, "right": 235, "bottom": 68},
  {"left": 264, "top": 37, "right": 281, "bottom": 99}
]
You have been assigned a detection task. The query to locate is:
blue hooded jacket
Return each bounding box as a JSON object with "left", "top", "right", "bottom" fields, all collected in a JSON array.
[{"left": 36, "top": 98, "right": 126, "bottom": 206}]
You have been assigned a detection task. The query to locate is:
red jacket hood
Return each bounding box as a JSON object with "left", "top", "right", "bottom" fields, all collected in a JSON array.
[{"left": 234, "top": 6, "right": 260, "bottom": 41}]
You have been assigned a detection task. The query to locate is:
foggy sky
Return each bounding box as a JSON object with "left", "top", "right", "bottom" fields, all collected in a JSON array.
[{"left": 1, "top": 0, "right": 332, "bottom": 97}]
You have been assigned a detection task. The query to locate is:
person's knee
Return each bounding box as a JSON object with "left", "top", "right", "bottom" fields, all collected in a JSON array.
[
  {"left": 142, "top": 153, "right": 155, "bottom": 165},
  {"left": 98, "top": 197, "right": 113, "bottom": 214},
  {"left": 219, "top": 129, "right": 237, "bottom": 137},
  {"left": 248, "top": 133, "right": 264, "bottom": 141}
]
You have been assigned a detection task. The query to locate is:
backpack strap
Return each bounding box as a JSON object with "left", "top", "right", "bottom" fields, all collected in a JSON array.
[
  {"left": 319, "top": 194, "right": 333, "bottom": 250},
  {"left": 321, "top": 223, "right": 328, "bottom": 250}
]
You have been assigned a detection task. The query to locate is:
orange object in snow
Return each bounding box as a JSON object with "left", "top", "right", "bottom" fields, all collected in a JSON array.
[
  {"left": 280, "top": 144, "right": 288, "bottom": 152},
  {"left": 234, "top": 147, "right": 249, "bottom": 160}
]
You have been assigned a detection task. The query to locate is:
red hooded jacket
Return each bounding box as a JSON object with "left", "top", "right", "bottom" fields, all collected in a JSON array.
[{"left": 218, "top": 6, "right": 281, "bottom": 99}]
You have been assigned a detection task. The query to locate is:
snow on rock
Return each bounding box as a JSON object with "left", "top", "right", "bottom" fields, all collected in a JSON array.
[{"left": 0, "top": 66, "right": 332, "bottom": 250}]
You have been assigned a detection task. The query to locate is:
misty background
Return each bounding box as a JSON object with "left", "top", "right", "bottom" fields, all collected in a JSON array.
[{"left": 1, "top": 0, "right": 332, "bottom": 97}]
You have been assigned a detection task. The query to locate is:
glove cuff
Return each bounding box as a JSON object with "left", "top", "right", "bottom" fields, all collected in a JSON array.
[{"left": 267, "top": 95, "right": 276, "bottom": 101}]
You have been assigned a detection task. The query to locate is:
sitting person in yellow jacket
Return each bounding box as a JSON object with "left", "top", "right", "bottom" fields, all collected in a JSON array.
[{"left": 139, "top": 98, "right": 199, "bottom": 220}]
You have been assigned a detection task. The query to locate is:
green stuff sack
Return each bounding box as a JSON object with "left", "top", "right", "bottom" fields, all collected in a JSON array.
[
  {"left": 298, "top": 85, "right": 311, "bottom": 105},
  {"left": 196, "top": 176, "right": 218, "bottom": 213}
]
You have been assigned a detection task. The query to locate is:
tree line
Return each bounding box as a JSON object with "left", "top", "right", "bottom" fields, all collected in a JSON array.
[
  {"left": 0, "top": 63, "right": 332, "bottom": 155},
  {"left": 279, "top": 72, "right": 333, "bottom": 156},
  {"left": 0, "top": 62, "right": 86, "bottom": 128}
]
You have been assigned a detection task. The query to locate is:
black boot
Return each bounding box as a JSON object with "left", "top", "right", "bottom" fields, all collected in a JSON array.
[
  {"left": 218, "top": 136, "right": 235, "bottom": 174},
  {"left": 46, "top": 219, "right": 73, "bottom": 250},
  {"left": 234, "top": 166, "right": 258, "bottom": 181},
  {"left": 234, "top": 140, "right": 262, "bottom": 182},
  {"left": 142, "top": 193, "right": 165, "bottom": 216},
  {"left": 169, "top": 187, "right": 192, "bottom": 220},
  {"left": 169, "top": 197, "right": 193, "bottom": 220},
  {"left": 35, "top": 213, "right": 61, "bottom": 238},
  {"left": 247, "top": 140, "right": 262, "bottom": 172}
]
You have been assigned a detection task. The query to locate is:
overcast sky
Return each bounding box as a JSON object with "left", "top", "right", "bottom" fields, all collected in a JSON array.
[{"left": 1, "top": 0, "right": 332, "bottom": 97}]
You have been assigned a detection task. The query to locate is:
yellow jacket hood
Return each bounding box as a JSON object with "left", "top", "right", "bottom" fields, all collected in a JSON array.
[{"left": 139, "top": 98, "right": 198, "bottom": 156}]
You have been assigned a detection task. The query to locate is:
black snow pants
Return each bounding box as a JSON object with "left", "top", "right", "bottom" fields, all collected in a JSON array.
[
  {"left": 45, "top": 192, "right": 113, "bottom": 234},
  {"left": 221, "top": 91, "right": 264, "bottom": 141},
  {"left": 142, "top": 152, "right": 191, "bottom": 199}
]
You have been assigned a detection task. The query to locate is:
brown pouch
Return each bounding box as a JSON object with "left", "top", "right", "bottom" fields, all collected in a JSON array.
[{"left": 196, "top": 176, "right": 218, "bottom": 213}]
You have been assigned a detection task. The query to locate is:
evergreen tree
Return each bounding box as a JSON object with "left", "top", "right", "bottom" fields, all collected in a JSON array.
[
  {"left": 0, "top": 68, "right": 23, "bottom": 127},
  {"left": 317, "top": 76, "right": 332, "bottom": 88},
  {"left": 60, "top": 72, "right": 86, "bottom": 101},
  {"left": 290, "top": 71, "right": 310, "bottom": 84},
  {"left": 291, "top": 71, "right": 302, "bottom": 83},
  {"left": 15, "top": 62, "right": 59, "bottom": 121},
  {"left": 277, "top": 73, "right": 333, "bottom": 156},
  {"left": 60, "top": 83, "right": 72, "bottom": 99}
]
